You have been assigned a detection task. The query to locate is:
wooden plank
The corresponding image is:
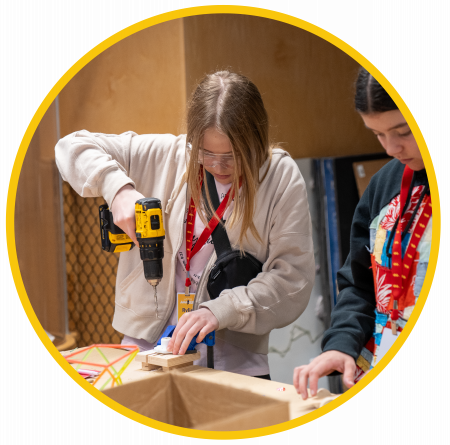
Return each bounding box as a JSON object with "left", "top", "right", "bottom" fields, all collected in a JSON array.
[
  {"left": 142, "top": 363, "right": 160, "bottom": 371},
  {"left": 148, "top": 351, "right": 201, "bottom": 368},
  {"left": 135, "top": 350, "right": 151, "bottom": 363},
  {"left": 161, "top": 362, "right": 194, "bottom": 372},
  {"left": 136, "top": 350, "right": 201, "bottom": 368}
]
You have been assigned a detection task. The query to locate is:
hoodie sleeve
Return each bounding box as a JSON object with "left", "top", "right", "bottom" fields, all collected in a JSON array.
[
  {"left": 200, "top": 156, "right": 316, "bottom": 335},
  {"left": 321, "top": 160, "right": 429, "bottom": 361},
  {"left": 321, "top": 182, "right": 377, "bottom": 361},
  {"left": 55, "top": 130, "right": 186, "bottom": 207},
  {"left": 55, "top": 130, "right": 138, "bottom": 206}
]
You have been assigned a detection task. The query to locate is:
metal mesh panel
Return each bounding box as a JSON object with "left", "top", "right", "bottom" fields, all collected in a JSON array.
[{"left": 62, "top": 182, "right": 123, "bottom": 346}]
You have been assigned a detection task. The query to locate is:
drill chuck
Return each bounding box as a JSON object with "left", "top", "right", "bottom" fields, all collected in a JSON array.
[
  {"left": 135, "top": 198, "right": 166, "bottom": 286},
  {"left": 140, "top": 239, "right": 165, "bottom": 285}
]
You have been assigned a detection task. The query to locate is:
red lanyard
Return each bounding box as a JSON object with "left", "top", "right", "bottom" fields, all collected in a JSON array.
[
  {"left": 390, "top": 166, "right": 432, "bottom": 333},
  {"left": 184, "top": 181, "right": 235, "bottom": 294}
]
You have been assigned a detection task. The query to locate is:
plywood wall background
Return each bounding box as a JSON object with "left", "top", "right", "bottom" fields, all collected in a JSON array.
[
  {"left": 15, "top": 102, "right": 67, "bottom": 341},
  {"left": 183, "top": 14, "right": 382, "bottom": 158},
  {"left": 59, "top": 19, "right": 187, "bottom": 137},
  {"left": 17, "top": 14, "right": 384, "bottom": 346},
  {"left": 59, "top": 15, "right": 383, "bottom": 156}
]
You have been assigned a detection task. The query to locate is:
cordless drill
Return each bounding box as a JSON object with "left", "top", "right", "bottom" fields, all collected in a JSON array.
[{"left": 99, "top": 198, "right": 166, "bottom": 291}]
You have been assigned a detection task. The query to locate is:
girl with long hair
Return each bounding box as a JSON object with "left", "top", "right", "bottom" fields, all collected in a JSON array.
[{"left": 56, "top": 70, "right": 315, "bottom": 379}]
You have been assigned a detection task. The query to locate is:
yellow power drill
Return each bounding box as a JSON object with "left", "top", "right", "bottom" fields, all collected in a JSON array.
[{"left": 99, "top": 198, "right": 166, "bottom": 305}]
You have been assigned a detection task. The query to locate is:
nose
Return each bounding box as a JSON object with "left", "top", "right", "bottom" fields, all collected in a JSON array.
[
  {"left": 383, "top": 135, "right": 403, "bottom": 157},
  {"left": 209, "top": 161, "right": 228, "bottom": 174}
]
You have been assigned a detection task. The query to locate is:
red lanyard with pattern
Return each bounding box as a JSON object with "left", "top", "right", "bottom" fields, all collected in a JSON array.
[
  {"left": 390, "top": 165, "right": 432, "bottom": 334},
  {"left": 184, "top": 181, "right": 234, "bottom": 295}
]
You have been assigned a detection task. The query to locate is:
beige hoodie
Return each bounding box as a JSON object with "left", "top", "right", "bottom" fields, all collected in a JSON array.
[{"left": 55, "top": 130, "right": 315, "bottom": 354}]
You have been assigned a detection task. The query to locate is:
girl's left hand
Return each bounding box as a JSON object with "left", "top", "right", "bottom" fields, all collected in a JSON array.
[{"left": 167, "top": 308, "right": 219, "bottom": 355}]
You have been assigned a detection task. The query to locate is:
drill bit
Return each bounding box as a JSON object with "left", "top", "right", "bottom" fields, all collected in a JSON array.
[{"left": 153, "top": 285, "right": 160, "bottom": 319}]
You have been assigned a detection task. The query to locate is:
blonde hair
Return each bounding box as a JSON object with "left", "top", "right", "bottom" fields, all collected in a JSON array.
[{"left": 186, "top": 70, "right": 272, "bottom": 248}]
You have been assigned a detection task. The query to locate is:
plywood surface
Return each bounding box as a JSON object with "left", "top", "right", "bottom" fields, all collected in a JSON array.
[
  {"left": 136, "top": 350, "right": 201, "bottom": 367},
  {"left": 183, "top": 14, "right": 383, "bottom": 158},
  {"left": 59, "top": 19, "right": 187, "bottom": 137},
  {"left": 15, "top": 102, "right": 67, "bottom": 340}
]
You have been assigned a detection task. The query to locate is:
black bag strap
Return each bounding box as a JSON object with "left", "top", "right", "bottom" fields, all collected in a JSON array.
[{"left": 202, "top": 170, "right": 232, "bottom": 256}]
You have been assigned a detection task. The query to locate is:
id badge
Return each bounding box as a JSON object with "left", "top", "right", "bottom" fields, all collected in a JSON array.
[
  {"left": 177, "top": 293, "right": 195, "bottom": 320},
  {"left": 373, "top": 327, "right": 398, "bottom": 365}
]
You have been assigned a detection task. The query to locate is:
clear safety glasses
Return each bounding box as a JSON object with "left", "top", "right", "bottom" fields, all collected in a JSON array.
[{"left": 186, "top": 143, "right": 237, "bottom": 169}]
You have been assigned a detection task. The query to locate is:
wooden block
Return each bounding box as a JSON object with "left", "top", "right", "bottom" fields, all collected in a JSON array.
[
  {"left": 148, "top": 351, "right": 201, "bottom": 368},
  {"left": 135, "top": 350, "right": 151, "bottom": 363},
  {"left": 162, "top": 362, "right": 194, "bottom": 372},
  {"left": 142, "top": 362, "right": 161, "bottom": 371}
]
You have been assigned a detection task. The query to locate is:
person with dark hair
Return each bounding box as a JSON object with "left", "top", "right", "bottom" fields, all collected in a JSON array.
[
  {"left": 354, "top": 67, "right": 398, "bottom": 113},
  {"left": 55, "top": 70, "right": 315, "bottom": 379},
  {"left": 294, "top": 67, "right": 431, "bottom": 398}
]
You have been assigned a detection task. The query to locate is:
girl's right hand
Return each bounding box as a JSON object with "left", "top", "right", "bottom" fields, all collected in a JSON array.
[{"left": 110, "top": 184, "right": 145, "bottom": 246}]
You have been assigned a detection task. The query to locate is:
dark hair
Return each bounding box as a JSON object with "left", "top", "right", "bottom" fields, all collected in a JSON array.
[{"left": 355, "top": 67, "right": 398, "bottom": 113}]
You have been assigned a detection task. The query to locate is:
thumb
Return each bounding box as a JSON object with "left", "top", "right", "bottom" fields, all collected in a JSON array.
[{"left": 343, "top": 359, "right": 356, "bottom": 388}]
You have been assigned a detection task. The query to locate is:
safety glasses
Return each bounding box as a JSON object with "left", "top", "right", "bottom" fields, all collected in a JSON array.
[{"left": 186, "top": 143, "right": 237, "bottom": 169}]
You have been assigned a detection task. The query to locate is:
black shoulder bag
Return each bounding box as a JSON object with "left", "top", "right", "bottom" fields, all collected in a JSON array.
[{"left": 203, "top": 171, "right": 263, "bottom": 300}]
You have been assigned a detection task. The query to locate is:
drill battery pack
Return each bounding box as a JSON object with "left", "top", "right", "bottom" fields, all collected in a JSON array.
[{"left": 99, "top": 204, "right": 134, "bottom": 253}]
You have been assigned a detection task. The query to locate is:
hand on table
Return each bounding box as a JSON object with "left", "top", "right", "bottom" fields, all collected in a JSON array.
[
  {"left": 293, "top": 350, "right": 356, "bottom": 400},
  {"left": 167, "top": 308, "right": 219, "bottom": 355},
  {"left": 111, "top": 184, "right": 145, "bottom": 246}
]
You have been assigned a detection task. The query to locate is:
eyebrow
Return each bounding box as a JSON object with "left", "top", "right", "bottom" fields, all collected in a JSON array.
[{"left": 366, "top": 122, "right": 409, "bottom": 132}]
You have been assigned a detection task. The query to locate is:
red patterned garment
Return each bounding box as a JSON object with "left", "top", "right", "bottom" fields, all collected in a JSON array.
[
  {"left": 381, "top": 186, "right": 428, "bottom": 233},
  {"left": 354, "top": 184, "right": 431, "bottom": 381}
]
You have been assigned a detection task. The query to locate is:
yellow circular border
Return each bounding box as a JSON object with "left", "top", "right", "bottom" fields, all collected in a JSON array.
[{"left": 6, "top": 5, "right": 440, "bottom": 440}]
